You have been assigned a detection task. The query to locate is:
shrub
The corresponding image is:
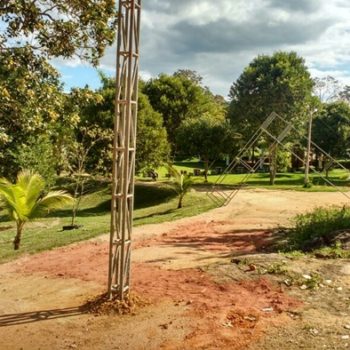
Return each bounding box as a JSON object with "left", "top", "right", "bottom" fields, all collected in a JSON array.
[
  {"left": 277, "top": 148, "right": 291, "bottom": 172},
  {"left": 166, "top": 164, "right": 193, "bottom": 209},
  {"left": 12, "top": 135, "right": 58, "bottom": 188},
  {"left": 0, "top": 171, "right": 73, "bottom": 250},
  {"left": 290, "top": 206, "right": 350, "bottom": 249}
]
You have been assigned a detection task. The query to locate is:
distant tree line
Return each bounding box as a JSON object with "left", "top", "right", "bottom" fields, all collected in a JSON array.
[{"left": 1, "top": 0, "right": 350, "bottom": 186}]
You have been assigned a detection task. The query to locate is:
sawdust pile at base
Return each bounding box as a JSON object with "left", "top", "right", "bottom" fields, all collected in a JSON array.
[{"left": 84, "top": 292, "right": 149, "bottom": 316}]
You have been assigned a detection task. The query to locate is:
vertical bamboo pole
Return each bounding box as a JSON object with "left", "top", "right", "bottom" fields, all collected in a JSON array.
[{"left": 108, "top": 0, "right": 141, "bottom": 300}]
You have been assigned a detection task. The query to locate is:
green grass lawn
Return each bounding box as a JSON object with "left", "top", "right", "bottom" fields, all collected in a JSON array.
[
  {"left": 2, "top": 160, "right": 349, "bottom": 263},
  {"left": 0, "top": 182, "right": 215, "bottom": 263},
  {"left": 154, "top": 160, "right": 350, "bottom": 192},
  {"left": 206, "top": 170, "right": 350, "bottom": 192}
]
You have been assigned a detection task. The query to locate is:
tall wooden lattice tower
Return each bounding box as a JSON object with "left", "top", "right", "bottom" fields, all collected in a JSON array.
[{"left": 108, "top": 0, "right": 141, "bottom": 300}]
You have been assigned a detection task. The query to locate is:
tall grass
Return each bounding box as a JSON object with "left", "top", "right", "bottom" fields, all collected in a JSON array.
[{"left": 290, "top": 206, "right": 350, "bottom": 249}]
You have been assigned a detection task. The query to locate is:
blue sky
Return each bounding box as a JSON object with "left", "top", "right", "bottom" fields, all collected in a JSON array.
[
  {"left": 55, "top": 0, "right": 350, "bottom": 96},
  {"left": 54, "top": 65, "right": 107, "bottom": 91}
]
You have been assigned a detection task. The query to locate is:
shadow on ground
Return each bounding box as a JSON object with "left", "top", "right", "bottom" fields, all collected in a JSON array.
[{"left": 0, "top": 307, "right": 85, "bottom": 327}]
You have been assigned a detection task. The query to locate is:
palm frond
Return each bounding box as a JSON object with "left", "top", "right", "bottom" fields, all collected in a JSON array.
[
  {"left": 167, "top": 164, "right": 193, "bottom": 195},
  {"left": 181, "top": 176, "right": 193, "bottom": 193},
  {"left": 0, "top": 177, "right": 12, "bottom": 187},
  {"left": 31, "top": 191, "right": 74, "bottom": 218},
  {"left": 1, "top": 171, "right": 74, "bottom": 250},
  {"left": 0, "top": 177, "right": 23, "bottom": 221},
  {"left": 17, "top": 170, "right": 45, "bottom": 208},
  {"left": 166, "top": 164, "right": 182, "bottom": 182}
]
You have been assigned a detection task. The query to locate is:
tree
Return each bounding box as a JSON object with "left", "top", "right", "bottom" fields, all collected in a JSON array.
[
  {"left": 77, "top": 75, "right": 169, "bottom": 174},
  {"left": 340, "top": 86, "right": 350, "bottom": 104},
  {"left": 12, "top": 135, "right": 58, "bottom": 188},
  {"left": 58, "top": 87, "right": 111, "bottom": 227},
  {"left": 176, "top": 115, "right": 238, "bottom": 182},
  {"left": 0, "top": 1, "right": 117, "bottom": 177},
  {"left": 0, "top": 0, "right": 116, "bottom": 65},
  {"left": 173, "top": 69, "right": 203, "bottom": 85},
  {"left": 143, "top": 71, "right": 227, "bottom": 149},
  {"left": 312, "top": 102, "right": 350, "bottom": 177},
  {"left": 0, "top": 171, "right": 73, "bottom": 250},
  {"left": 313, "top": 76, "right": 342, "bottom": 102},
  {"left": 229, "top": 51, "right": 314, "bottom": 185},
  {"left": 0, "top": 48, "right": 64, "bottom": 178},
  {"left": 167, "top": 165, "right": 193, "bottom": 209},
  {"left": 66, "top": 124, "right": 110, "bottom": 228},
  {"left": 136, "top": 93, "right": 170, "bottom": 172}
]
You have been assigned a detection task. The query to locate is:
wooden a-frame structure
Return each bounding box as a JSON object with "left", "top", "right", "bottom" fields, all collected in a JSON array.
[{"left": 108, "top": 0, "right": 141, "bottom": 300}]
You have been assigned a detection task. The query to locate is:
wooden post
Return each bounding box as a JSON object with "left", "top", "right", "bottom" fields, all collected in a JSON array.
[{"left": 108, "top": 0, "right": 141, "bottom": 300}]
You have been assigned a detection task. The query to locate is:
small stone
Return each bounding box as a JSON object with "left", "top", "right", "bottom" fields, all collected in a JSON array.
[
  {"left": 262, "top": 307, "right": 274, "bottom": 312},
  {"left": 341, "top": 335, "right": 350, "bottom": 340},
  {"left": 244, "top": 315, "right": 257, "bottom": 322},
  {"left": 310, "top": 328, "right": 319, "bottom": 336},
  {"left": 344, "top": 325, "right": 350, "bottom": 330},
  {"left": 248, "top": 264, "right": 257, "bottom": 272},
  {"left": 325, "top": 280, "right": 332, "bottom": 284},
  {"left": 222, "top": 321, "right": 233, "bottom": 328},
  {"left": 300, "top": 285, "right": 308, "bottom": 290},
  {"left": 337, "top": 287, "right": 343, "bottom": 292},
  {"left": 303, "top": 275, "right": 312, "bottom": 280}
]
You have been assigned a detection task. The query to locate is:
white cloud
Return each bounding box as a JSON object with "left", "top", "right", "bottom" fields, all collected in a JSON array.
[{"left": 61, "top": 0, "right": 350, "bottom": 96}]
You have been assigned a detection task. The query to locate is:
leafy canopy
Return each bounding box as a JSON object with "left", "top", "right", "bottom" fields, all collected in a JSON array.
[
  {"left": 229, "top": 51, "right": 314, "bottom": 137},
  {"left": 176, "top": 114, "right": 238, "bottom": 163},
  {"left": 312, "top": 101, "right": 350, "bottom": 158},
  {"left": 63, "top": 75, "right": 169, "bottom": 174},
  {"left": 143, "top": 70, "right": 227, "bottom": 148},
  {"left": 228, "top": 51, "right": 314, "bottom": 185},
  {"left": 0, "top": 0, "right": 117, "bottom": 64},
  {"left": 0, "top": 48, "right": 64, "bottom": 178}
]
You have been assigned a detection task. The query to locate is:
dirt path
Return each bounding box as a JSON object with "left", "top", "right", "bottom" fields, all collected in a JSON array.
[{"left": 0, "top": 189, "right": 349, "bottom": 350}]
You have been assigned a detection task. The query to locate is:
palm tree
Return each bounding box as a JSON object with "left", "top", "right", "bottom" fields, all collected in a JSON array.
[
  {"left": 167, "top": 165, "right": 193, "bottom": 209},
  {"left": 0, "top": 171, "right": 73, "bottom": 250}
]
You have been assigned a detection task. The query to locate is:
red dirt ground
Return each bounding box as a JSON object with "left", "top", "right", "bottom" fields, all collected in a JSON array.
[
  {"left": 5, "top": 190, "right": 347, "bottom": 349},
  {"left": 135, "top": 220, "right": 273, "bottom": 253},
  {"left": 11, "top": 238, "right": 300, "bottom": 349}
]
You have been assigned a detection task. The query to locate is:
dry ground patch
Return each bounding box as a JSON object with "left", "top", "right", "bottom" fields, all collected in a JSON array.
[{"left": 0, "top": 189, "right": 350, "bottom": 349}]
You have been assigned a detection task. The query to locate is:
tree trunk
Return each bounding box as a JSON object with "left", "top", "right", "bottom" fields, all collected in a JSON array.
[
  {"left": 71, "top": 179, "right": 84, "bottom": 226},
  {"left": 177, "top": 195, "right": 183, "bottom": 209},
  {"left": 269, "top": 146, "right": 277, "bottom": 185},
  {"left": 325, "top": 157, "right": 331, "bottom": 179},
  {"left": 71, "top": 181, "right": 79, "bottom": 226},
  {"left": 13, "top": 223, "right": 24, "bottom": 250},
  {"left": 204, "top": 159, "right": 209, "bottom": 183}
]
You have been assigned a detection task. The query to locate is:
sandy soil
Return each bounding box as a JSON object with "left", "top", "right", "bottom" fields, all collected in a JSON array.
[{"left": 0, "top": 189, "right": 349, "bottom": 350}]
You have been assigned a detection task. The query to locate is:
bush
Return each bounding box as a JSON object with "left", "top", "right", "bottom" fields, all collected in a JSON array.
[
  {"left": 12, "top": 135, "right": 58, "bottom": 188},
  {"left": 277, "top": 149, "right": 291, "bottom": 172},
  {"left": 290, "top": 206, "right": 350, "bottom": 249}
]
